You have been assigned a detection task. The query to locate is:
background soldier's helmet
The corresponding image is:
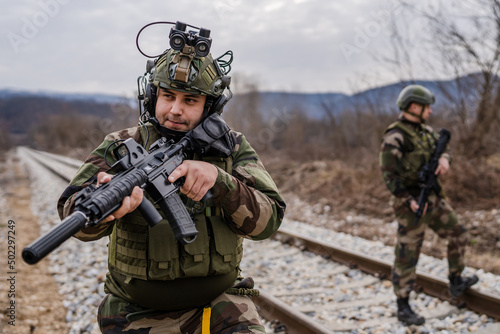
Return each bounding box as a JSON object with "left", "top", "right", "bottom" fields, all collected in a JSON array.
[{"left": 397, "top": 85, "right": 435, "bottom": 110}]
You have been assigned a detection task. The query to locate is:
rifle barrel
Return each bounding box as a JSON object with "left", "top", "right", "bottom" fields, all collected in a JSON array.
[{"left": 22, "top": 211, "right": 88, "bottom": 264}]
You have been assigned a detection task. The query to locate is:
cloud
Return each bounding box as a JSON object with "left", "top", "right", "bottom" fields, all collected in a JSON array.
[{"left": 1, "top": 0, "right": 400, "bottom": 96}]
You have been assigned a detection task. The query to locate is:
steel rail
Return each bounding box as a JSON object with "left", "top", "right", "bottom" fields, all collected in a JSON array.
[
  {"left": 20, "top": 147, "right": 76, "bottom": 183},
  {"left": 253, "top": 290, "right": 334, "bottom": 334},
  {"left": 275, "top": 227, "right": 500, "bottom": 320}
]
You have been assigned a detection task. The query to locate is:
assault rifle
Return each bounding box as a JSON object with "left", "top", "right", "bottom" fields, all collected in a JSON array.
[
  {"left": 414, "top": 128, "right": 451, "bottom": 224},
  {"left": 22, "top": 113, "right": 231, "bottom": 265}
]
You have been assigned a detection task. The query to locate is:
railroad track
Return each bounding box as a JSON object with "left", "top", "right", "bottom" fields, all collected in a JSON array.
[{"left": 17, "top": 147, "right": 500, "bottom": 334}]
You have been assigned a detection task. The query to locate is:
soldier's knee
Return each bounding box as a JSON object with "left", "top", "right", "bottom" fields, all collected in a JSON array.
[{"left": 210, "top": 293, "right": 264, "bottom": 333}]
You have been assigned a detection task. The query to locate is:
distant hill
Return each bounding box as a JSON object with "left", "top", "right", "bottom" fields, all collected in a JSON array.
[
  {"left": 0, "top": 88, "right": 134, "bottom": 106},
  {"left": 0, "top": 75, "right": 480, "bottom": 146},
  {"left": 0, "top": 89, "right": 137, "bottom": 146},
  {"left": 253, "top": 75, "right": 480, "bottom": 120}
]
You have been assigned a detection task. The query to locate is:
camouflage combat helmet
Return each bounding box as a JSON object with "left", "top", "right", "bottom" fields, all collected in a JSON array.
[
  {"left": 397, "top": 85, "right": 435, "bottom": 111},
  {"left": 150, "top": 48, "right": 231, "bottom": 99}
]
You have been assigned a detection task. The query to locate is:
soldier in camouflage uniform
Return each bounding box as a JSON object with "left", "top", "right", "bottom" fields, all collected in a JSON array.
[
  {"left": 379, "top": 85, "right": 478, "bottom": 326},
  {"left": 57, "top": 22, "right": 285, "bottom": 334}
]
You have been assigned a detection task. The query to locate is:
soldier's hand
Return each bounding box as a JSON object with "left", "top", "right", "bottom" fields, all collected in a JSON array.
[
  {"left": 435, "top": 157, "right": 450, "bottom": 175},
  {"left": 168, "top": 160, "right": 218, "bottom": 202},
  {"left": 96, "top": 172, "right": 144, "bottom": 223},
  {"left": 409, "top": 199, "right": 428, "bottom": 215}
]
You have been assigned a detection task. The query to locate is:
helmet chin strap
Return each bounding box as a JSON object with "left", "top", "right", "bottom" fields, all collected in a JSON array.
[
  {"left": 404, "top": 104, "right": 426, "bottom": 123},
  {"left": 148, "top": 97, "right": 215, "bottom": 142}
]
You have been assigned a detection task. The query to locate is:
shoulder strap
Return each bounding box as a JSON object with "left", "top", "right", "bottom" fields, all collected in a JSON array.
[{"left": 386, "top": 121, "right": 418, "bottom": 139}]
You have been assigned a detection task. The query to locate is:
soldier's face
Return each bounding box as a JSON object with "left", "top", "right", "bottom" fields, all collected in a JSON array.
[
  {"left": 409, "top": 103, "right": 432, "bottom": 122},
  {"left": 155, "top": 88, "right": 206, "bottom": 132},
  {"left": 422, "top": 105, "right": 432, "bottom": 121}
]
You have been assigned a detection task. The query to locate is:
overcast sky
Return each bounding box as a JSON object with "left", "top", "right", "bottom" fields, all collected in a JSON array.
[{"left": 2, "top": 0, "right": 413, "bottom": 97}]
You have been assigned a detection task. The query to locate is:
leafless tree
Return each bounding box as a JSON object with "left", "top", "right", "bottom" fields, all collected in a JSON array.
[
  {"left": 383, "top": 0, "right": 500, "bottom": 157},
  {"left": 223, "top": 72, "right": 264, "bottom": 141}
]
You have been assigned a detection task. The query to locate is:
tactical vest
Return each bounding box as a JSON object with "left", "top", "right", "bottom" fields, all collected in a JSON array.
[
  {"left": 386, "top": 121, "right": 438, "bottom": 187},
  {"left": 107, "top": 151, "right": 243, "bottom": 282}
]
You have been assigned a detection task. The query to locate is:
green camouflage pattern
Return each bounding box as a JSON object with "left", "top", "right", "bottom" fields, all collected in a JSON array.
[
  {"left": 97, "top": 291, "right": 265, "bottom": 333},
  {"left": 391, "top": 194, "right": 468, "bottom": 298},
  {"left": 379, "top": 118, "right": 451, "bottom": 201},
  {"left": 380, "top": 117, "right": 467, "bottom": 299},
  {"left": 58, "top": 123, "right": 285, "bottom": 241},
  {"left": 153, "top": 49, "right": 225, "bottom": 97},
  {"left": 57, "top": 122, "right": 284, "bottom": 329}
]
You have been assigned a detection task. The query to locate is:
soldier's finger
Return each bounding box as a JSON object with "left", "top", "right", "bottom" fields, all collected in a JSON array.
[
  {"left": 192, "top": 184, "right": 210, "bottom": 202},
  {"left": 423, "top": 203, "right": 429, "bottom": 215},
  {"left": 112, "top": 196, "right": 131, "bottom": 220},
  {"left": 97, "top": 172, "right": 112, "bottom": 186},
  {"left": 102, "top": 214, "right": 116, "bottom": 223},
  {"left": 187, "top": 180, "right": 207, "bottom": 202},
  {"left": 129, "top": 187, "right": 144, "bottom": 210},
  {"left": 180, "top": 173, "right": 199, "bottom": 198},
  {"left": 168, "top": 163, "right": 188, "bottom": 183}
]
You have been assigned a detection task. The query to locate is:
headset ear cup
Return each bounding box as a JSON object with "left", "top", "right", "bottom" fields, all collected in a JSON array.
[
  {"left": 212, "top": 89, "right": 233, "bottom": 115},
  {"left": 145, "top": 83, "right": 157, "bottom": 116}
]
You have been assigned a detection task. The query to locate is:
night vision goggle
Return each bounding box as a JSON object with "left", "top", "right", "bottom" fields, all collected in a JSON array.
[
  {"left": 169, "top": 21, "right": 212, "bottom": 57},
  {"left": 136, "top": 21, "right": 213, "bottom": 59}
]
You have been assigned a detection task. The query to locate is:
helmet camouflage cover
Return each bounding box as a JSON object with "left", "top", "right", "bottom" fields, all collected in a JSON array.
[
  {"left": 151, "top": 47, "right": 226, "bottom": 97},
  {"left": 397, "top": 84, "right": 435, "bottom": 110}
]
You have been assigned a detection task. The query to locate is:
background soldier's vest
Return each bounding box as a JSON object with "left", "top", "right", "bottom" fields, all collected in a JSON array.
[
  {"left": 107, "top": 153, "right": 243, "bottom": 281},
  {"left": 386, "top": 121, "right": 438, "bottom": 188}
]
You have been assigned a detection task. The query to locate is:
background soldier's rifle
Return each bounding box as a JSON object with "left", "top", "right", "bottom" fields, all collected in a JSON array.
[
  {"left": 414, "top": 128, "right": 451, "bottom": 224},
  {"left": 22, "top": 113, "right": 231, "bottom": 265}
]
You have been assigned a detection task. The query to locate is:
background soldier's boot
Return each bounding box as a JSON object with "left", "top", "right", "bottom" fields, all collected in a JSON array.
[
  {"left": 396, "top": 298, "right": 425, "bottom": 326},
  {"left": 449, "top": 274, "right": 479, "bottom": 297}
]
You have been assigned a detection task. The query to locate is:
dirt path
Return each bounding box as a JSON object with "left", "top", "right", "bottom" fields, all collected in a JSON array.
[{"left": 0, "top": 154, "right": 69, "bottom": 334}]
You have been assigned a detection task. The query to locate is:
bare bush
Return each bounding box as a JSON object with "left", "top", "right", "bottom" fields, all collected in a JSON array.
[
  {"left": 382, "top": 0, "right": 500, "bottom": 157},
  {"left": 27, "top": 100, "right": 137, "bottom": 160},
  {"left": 0, "top": 124, "right": 12, "bottom": 160}
]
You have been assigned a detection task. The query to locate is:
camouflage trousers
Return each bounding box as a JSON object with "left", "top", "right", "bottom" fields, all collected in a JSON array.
[
  {"left": 97, "top": 292, "right": 265, "bottom": 334},
  {"left": 391, "top": 195, "right": 469, "bottom": 299}
]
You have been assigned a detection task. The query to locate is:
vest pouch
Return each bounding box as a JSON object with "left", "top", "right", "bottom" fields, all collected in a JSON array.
[
  {"left": 399, "top": 151, "right": 425, "bottom": 186},
  {"left": 178, "top": 216, "right": 210, "bottom": 277},
  {"left": 148, "top": 221, "right": 180, "bottom": 280},
  {"left": 209, "top": 216, "right": 242, "bottom": 275},
  {"left": 111, "top": 211, "right": 149, "bottom": 280},
  {"left": 389, "top": 122, "right": 434, "bottom": 187}
]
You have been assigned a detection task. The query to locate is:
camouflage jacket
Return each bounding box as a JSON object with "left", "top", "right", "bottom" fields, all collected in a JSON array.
[
  {"left": 57, "top": 123, "right": 285, "bottom": 310},
  {"left": 379, "top": 115, "right": 452, "bottom": 202},
  {"left": 57, "top": 123, "right": 286, "bottom": 241}
]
